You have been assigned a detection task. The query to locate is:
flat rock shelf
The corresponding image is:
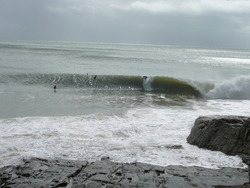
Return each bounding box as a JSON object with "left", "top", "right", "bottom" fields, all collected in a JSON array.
[{"left": 0, "top": 157, "right": 249, "bottom": 188}]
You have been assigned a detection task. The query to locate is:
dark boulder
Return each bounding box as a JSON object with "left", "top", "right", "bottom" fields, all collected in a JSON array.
[
  {"left": 187, "top": 116, "right": 250, "bottom": 156},
  {"left": 187, "top": 116, "right": 250, "bottom": 183}
]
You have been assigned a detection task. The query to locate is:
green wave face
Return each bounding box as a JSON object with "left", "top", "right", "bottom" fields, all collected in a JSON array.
[
  {"left": 3, "top": 74, "right": 202, "bottom": 97},
  {"left": 152, "top": 77, "right": 201, "bottom": 97},
  {"left": 94, "top": 75, "right": 143, "bottom": 88}
]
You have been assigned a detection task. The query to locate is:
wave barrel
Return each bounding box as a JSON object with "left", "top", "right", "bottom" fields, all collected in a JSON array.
[{"left": 152, "top": 77, "right": 202, "bottom": 97}]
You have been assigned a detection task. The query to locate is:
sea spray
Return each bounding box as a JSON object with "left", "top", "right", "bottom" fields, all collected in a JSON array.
[
  {"left": 0, "top": 106, "right": 248, "bottom": 169},
  {"left": 142, "top": 76, "right": 153, "bottom": 91},
  {"left": 207, "top": 75, "right": 250, "bottom": 99}
]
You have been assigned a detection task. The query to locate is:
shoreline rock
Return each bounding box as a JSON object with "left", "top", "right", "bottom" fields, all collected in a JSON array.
[
  {"left": 187, "top": 116, "right": 250, "bottom": 183},
  {"left": 187, "top": 116, "right": 250, "bottom": 156},
  {"left": 0, "top": 157, "right": 248, "bottom": 188}
]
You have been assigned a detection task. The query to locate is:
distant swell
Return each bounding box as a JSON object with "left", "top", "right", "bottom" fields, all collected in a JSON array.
[
  {"left": 206, "top": 75, "right": 250, "bottom": 100},
  {"left": 2, "top": 73, "right": 202, "bottom": 97}
]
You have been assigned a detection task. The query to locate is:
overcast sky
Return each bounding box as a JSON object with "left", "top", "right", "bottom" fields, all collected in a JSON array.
[{"left": 1, "top": 0, "right": 250, "bottom": 49}]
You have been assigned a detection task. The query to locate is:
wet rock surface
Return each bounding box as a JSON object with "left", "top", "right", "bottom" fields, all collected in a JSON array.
[
  {"left": 0, "top": 157, "right": 248, "bottom": 188},
  {"left": 187, "top": 116, "right": 250, "bottom": 156},
  {"left": 187, "top": 116, "right": 250, "bottom": 185}
]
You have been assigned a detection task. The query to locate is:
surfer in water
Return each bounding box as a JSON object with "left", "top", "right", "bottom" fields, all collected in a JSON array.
[
  {"left": 54, "top": 85, "right": 56, "bottom": 92},
  {"left": 142, "top": 76, "right": 153, "bottom": 91}
]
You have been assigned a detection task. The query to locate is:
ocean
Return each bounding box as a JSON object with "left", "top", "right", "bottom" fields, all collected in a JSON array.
[{"left": 0, "top": 41, "right": 250, "bottom": 169}]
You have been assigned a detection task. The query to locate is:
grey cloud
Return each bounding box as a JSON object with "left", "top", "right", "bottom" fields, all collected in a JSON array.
[
  {"left": 0, "top": 0, "right": 250, "bottom": 49},
  {"left": 108, "top": 0, "right": 250, "bottom": 14}
]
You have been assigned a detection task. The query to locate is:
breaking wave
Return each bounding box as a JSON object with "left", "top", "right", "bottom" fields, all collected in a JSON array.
[
  {"left": 1, "top": 73, "right": 202, "bottom": 97},
  {"left": 3, "top": 73, "right": 250, "bottom": 99},
  {"left": 206, "top": 75, "right": 250, "bottom": 100}
]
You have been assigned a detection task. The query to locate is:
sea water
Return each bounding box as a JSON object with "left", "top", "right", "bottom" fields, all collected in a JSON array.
[{"left": 0, "top": 41, "right": 250, "bottom": 169}]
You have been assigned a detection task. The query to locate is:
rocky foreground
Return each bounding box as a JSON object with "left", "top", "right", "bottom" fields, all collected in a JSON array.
[
  {"left": 0, "top": 157, "right": 249, "bottom": 188},
  {"left": 187, "top": 116, "right": 250, "bottom": 157},
  {"left": 187, "top": 116, "right": 250, "bottom": 188},
  {"left": 187, "top": 116, "right": 250, "bottom": 178},
  {"left": 1, "top": 115, "right": 250, "bottom": 188}
]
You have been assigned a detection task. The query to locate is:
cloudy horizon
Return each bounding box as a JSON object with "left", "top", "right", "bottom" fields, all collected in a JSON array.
[{"left": 1, "top": 0, "right": 250, "bottom": 49}]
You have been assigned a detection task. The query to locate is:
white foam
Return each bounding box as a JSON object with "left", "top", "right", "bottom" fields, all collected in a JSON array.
[
  {"left": 0, "top": 99, "right": 249, "bottom": 169},
  {"left": 207, "top": 75, "right": 250, "bottom": 99},
  {"left": 142, "top": 76, "right": 153, "bottom": 91}
]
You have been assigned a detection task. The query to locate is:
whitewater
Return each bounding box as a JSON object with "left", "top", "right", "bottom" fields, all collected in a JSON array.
[{"left": 0, "top": 41, "right": 250, "bottom": 169}]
